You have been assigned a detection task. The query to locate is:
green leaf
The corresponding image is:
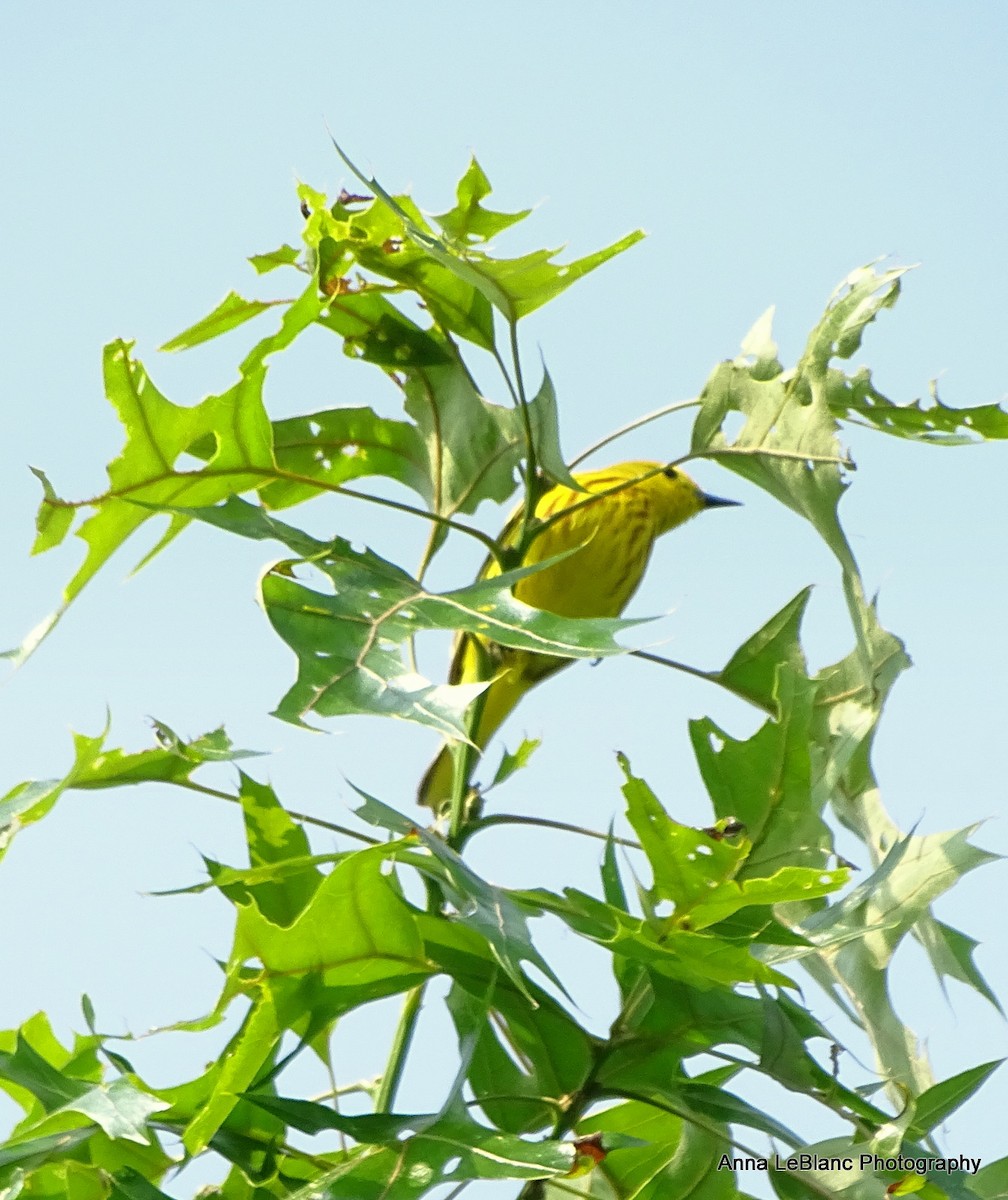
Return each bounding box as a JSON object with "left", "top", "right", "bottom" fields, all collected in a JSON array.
[
  {"left": 178, "top": 497, "right": 646, "bottom": 739},
  {"left": 399, "top": 352, "right": 526, "bottom": 517},
  {"left": 446, "top": 980, "right": 591, "bottom": 1134},
  {"left": 107, "top": 1168, "right": 175, "bottom": 1200},
  {"left": 235, "top": 772, "right": 321, "bottom": 927},
  {"left": 971, "top": 1157, "right": 1008, "bottom": 1200},
  {"left": 329, "top": 138, "right": 645, "bottom": 322},
  {"left": 525, "top": 363, "right": 580, "bottom": 490},
  {"left": 0, "top": 1036, "right": 166, "bottom": 1144},
  {"left": 0, "top": 726, "right": 113, "bottom": 863},
  {"left": 802, "top": 262, "right": 907, "bottom": 367},
  {"left": 466, "top": 232, "right": 648, "bottom": 322},
  {"left": 566, "top": 1100, "right": 732, "bottom": 1200},
  {"left": 907, "top": 1061, "right": 1004, "bottom": 1141},
  {"left": 714, "top": 587, "right": 812, "bottom": 713},
  {"left": 600, "top": 827, "right": 628, "bottom": 911},
  {"left": 594, "top": 1049, "right": 802, "bottom": 1148},
  {"left": 829, "top": 369, "right": 1008, "bottom": 445},
  {"left": 606, "top": 974, "right": 886, "bottom": 1127},
  {"left": 11, "top": 355, "right": 264, "bottom": 660},
  {"left": 768, "top": 1137, "right": 884, "bottom": 1200},
  {"left": 619, "top": 756, "right": 846, "bottom": 930},
  {"left": 431, "top": 156, "right": 533, "bottom": 244},
  {"left": 182, "top": 994, "right": 280, "bottom": 1155},
  {"left": 489, "top": 737, "right": 542, "bottom": 789},
  {"left": 319, "top": 288, "right": 455, "bottom": 368},
  {"left": 28, "top": 468, "right": 75, "bottom": 552},
  {"left": 690, "top": 667, "right": 834, "bottom": 879},
  {"left": 75, "top": 723, "right": 263, "bottom": 789},
  {"left": 914, "top": 917, "right": 1002, "bottom": 1013},
  {"left": 356, "top": 793, "right": 567, "bottom": 1000},
  {"left": 247, "top": 244, "right": 300, "bottom": 275},
  {"left": 230, "top": 843, "right": 432, "bottom": 1001},
  {"left": 693, "top": 330, "right": 855, "bottom": 586},
  {"left": 776, "top": 824, "right": 999, "bottom": 1093},
  {"left": 0, "top": 1128, "right": 96, "bottom": 1173},
  {"left": 805, "top": 591, "right": 1002, "bottom": 1018},
  {"left": 0, "top": 721, "right": 264, "bottom": 863},
  {"left": 160, "top": 291, "right": 278, "bottom": 351},
  {"left": 244, "top": 1097, "right": 574, "bottom": 1189},
  {"left": 319, "top": 290, "right": 565, "bottom": 520},
  {"left": 268, "top": 406, "right": 430, "bottom": 508},
  {"left": 420, "top": 913, "right": 595, "bottom": 1123},
  {"left": 307, "top": 182, "right": 496, "bottom": 349},
  {"left": 185, "top": 397, "right": 433, "bottom": 514},
  {"left": 517, "top": 887, "right": 792, "bottom": 990}
]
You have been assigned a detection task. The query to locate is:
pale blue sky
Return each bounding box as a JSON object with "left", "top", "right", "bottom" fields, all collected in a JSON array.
[{"left": 2, "top": 4, "right": 1007, "bottom": 1194}]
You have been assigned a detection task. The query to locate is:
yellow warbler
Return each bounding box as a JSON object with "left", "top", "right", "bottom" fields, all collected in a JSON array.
[{"left": 417, "top": 460, "right": 738, "bottom": 810}]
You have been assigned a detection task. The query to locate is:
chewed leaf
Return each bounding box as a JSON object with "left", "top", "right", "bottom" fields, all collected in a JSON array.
[
  {"left": 0, "top": 722, "right": 262, "bottom": 864},
  {"left": 263, "top": 538, "right": 648, "bottom": 740},
  {"left": 173, "top": 497, "right": 648, "bottom": 739},
  {"left": 431, "top": 156, "right": 532, "bottom": 244},
  {"left": 355, "top": 791, "right": 568, "bottom": 1001},
  {"left": 802, "top": 263, "right": 909, "bottom": 368},
  {"left": 831, "top": 374, "right": 1008, "bottom": 445},
  {"left": 329, "top": 137, "right": 645, "bottom": 323},
  {"left": 619, "top": 755, "right": 846, "bottom": 931},
  {"left": 248, "top": 244, "right": 300, "bottom": 275}
]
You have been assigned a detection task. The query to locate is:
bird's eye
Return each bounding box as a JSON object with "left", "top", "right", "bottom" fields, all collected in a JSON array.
[{"left": 662, "top": 466, "right": 679, "bottom": 480}]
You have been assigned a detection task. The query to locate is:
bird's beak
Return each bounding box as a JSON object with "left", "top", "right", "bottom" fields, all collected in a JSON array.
[{"left": 701, "top": 493, "right": 742, "bottom": 509}]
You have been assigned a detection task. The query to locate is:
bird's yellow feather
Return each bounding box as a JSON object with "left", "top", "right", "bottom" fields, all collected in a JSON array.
[{"left": 418, "top": 460, "right": 735, "bottom": 811}]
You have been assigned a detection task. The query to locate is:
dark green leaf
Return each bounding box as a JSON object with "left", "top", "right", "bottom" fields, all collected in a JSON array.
[
  {"left": 446, "top": 979, "right": 593, "bottom": 1135},
  {"left": 517, "top": 887, "right": 792, "bottom": 990},
  {"left": 715, "top": 588, "right": 812, "bottom": 714}
]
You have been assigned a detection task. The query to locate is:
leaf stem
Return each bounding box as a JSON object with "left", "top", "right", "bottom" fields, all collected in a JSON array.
[
  {"left": 59, "top": 464, "right": 510, "bottom": 569},
  {"left": 173, "top": 779, "right": 381, "bottom": 844},
  {"left": 464, "top": 812, "right": 642, "bottom": 851},
  {"left": 629, "top": 649, "right": 777, "bottom": 716},
  {"left": 375, "top": 983, "right": 426, "bottom": 1112},
  {"left": 505, "top": 321, "right": 547, "bottom": 562},
  {"left": 569, "top": 397, "right": 701, "bottom": 468},
  {"left": 325, "top": 480, "right": 510, "bottom": 566},
  {"left": 702, "top": 446, "right": 854, "bottom": 469}
]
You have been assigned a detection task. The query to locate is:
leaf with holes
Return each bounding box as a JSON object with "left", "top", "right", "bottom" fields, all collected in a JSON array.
[{"left": 172, "top": 497, "right": 647, "bottom": 739}]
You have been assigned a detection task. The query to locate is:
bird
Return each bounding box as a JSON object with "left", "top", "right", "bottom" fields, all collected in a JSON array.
[{"left": 417, "top": 460, "right": 739, "bottom": 812}]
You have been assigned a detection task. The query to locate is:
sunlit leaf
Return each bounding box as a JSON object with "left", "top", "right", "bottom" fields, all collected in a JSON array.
[
  {"left": 160, "top": 292, "right": 279, "bottom": 351},
  {"left": 619, "top": 756, "right": 846, "bottom": 930},
  {"left": 431, "top": 156, "right": 533, "bottom": 244}
]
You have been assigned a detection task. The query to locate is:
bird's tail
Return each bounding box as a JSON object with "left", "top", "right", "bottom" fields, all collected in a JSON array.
[{"left": 416, "top": 742, "right": 459, "bottom": 814}]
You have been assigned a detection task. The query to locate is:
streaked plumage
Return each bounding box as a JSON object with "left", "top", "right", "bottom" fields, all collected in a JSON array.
[{"left": 418, "top": 460, "right": 737, "bottom": 811}]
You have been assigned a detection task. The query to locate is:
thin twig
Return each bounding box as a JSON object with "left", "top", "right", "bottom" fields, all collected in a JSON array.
[
  {"left": 175, "top": 779, "right": 381, "bottom": 844},
  {"left": 467, "top": 812, "right": 641, "bottom": 850},
  {"left": 569, "top": 397, "right": 701, "bottom": 469},
  {"left": 630, "top": 649, "right": 777, "bottom": 717}
]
